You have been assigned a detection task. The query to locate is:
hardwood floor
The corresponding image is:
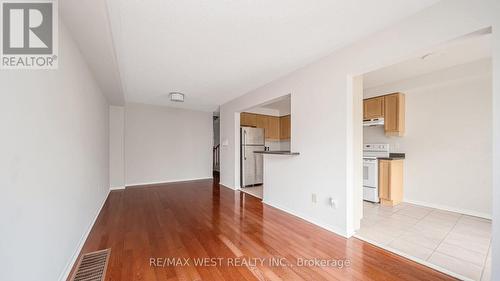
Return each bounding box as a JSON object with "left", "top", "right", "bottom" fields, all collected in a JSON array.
[{"left": 69, "top": 178, "right": 456, "bottom": 281}]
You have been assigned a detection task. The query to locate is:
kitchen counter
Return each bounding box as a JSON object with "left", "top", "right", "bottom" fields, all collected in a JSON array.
[
  {"left": 254, "top": 150, "right": 300, "bottom": 156},
  {"left": 378, "top": 153, "right": 405, "bottom": 160}
]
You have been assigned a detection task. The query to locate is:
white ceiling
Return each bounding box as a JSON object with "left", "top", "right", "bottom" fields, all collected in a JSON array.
[
  {"left": 103, "top": 0, "right": 440, "bottom": 111},
  {"left": 61, "top": 1, "right": 124, "bottom": 104},
  {"left": 364, "top": 32, "right": 492, "bottom": 89}
]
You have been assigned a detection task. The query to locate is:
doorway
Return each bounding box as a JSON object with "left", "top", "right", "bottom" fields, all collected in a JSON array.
[
  {"left": 213, "top": 112, "right": 220, "bottom": 180},
  {"left": 355, "top": 29, "right": 493, "bottom": 281}
]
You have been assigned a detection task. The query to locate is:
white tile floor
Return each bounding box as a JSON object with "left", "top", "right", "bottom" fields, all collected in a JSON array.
[
  {"left": 241, "top": 185, "right": 263, "bottom": 199},
  {"left": 356, "top": 202, "right": 492, "bottom": 281}
]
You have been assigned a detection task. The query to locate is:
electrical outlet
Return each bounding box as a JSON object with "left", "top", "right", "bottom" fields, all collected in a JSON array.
[{"left": 311, "top": 193, "right": 317, "bottom": 204}]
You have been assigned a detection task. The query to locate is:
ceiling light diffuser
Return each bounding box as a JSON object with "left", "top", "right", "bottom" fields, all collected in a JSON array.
[{"left": 169, "top": 92, "right": 185, "bottom": 102}]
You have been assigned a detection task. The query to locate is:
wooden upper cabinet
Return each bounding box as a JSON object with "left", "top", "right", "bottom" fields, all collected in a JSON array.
[
  {"left": 240, "top": 112, "right": 284, "bottom": 140},
  {"left": 384, "top": 93, "right": 405, "bottom": 136},
  {"left": 363, "top": 97, "right": 384, "bottom": 120},
  {"left": 255, "top": 115, "right": 268, "bottom": 132},
  {"left": 362, "top": 93, "right": 405, "bottom": 136},
  {"left": 267, "top": 116, "right": 280, "bottom": 140},
  {"left": 240, "top": 112, "right": 256, "bottom": 127},
  {"left": 280, "top": 115, "right": 291, "bottom": 140}
]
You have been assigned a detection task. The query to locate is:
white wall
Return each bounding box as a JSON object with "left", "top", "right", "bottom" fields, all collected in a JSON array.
[
  {"left": 124, "top": 103, "right": 212, "bottom": 186},
  {"left": 348, "top": 75, "right": 364, "bottom": 232},
  {"left": 265, "top": 140, "right": 291, "bottom": 151},
  {"left": 109, "top": 106, "right": 125, "bottom": 189},
  {"left": 364, "top": 59, "right": 492, "bottom": 218},
  {"left": 220, "top": 0, "right": 499, "bottom": 241},
  {"left": 491, "top": 10, "right": 500, "bottom": 280},
  {"left": 0, "top": 23, "right": 110, "bottom": 281}
]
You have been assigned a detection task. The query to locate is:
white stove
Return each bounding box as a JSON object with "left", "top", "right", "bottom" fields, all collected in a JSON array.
[{"left": 363, "top": 144, "right": 389, "bottom": 203}]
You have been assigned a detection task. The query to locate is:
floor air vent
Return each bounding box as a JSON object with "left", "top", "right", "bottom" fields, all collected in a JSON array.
[{"left": 71, "top": 249, "right": 110, "bottom": 281}]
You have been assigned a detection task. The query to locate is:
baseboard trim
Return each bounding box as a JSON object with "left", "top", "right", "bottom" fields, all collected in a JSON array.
[
  {"left": 110, "top": 185, "right": 125, "bottom": 190},
  {"left": 58, "top": 189, "right": 110, "bottom": 281},
  {"left": 262, "top": 199, "right": 349, "bottom": 238},
  {"left": 125, "top": 177, "right": 213, "bottom": 188},
  {"left": 353, "top": 234, "right": 473, "bottom": 281},
  {"left": 404, "top": 199, "right": 491, "bottom": 220},
  {"left": 219, "top": 182, "right": 236, "bottom": 190}
]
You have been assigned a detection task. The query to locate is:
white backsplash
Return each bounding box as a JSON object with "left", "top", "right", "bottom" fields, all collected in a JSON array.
[
  {"left": 266, "top": 140, "right": 291, "bottom": 151},
  {"left": 280, "top": 140, "right": 291, "bottom": 151}
]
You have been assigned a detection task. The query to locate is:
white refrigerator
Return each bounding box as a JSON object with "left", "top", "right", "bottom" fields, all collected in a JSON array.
[{"left": 240, "top": 127, "right": 265, "bottom": 187}]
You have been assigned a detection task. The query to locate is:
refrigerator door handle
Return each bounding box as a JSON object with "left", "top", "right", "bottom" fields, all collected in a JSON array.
[{"left": 243, "top": 130, "right": 247, "bottom": 160}]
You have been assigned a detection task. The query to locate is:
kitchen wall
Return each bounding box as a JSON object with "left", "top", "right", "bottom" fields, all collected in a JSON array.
[
  {"left": 364, "top": 59, "right": 492, "bottom": 218},
  {"left": 266, "top": 140, "right": 291, "bottom": 151},
  {"left": 0, "top": 23, "right": 110, "bottom": 281},
  {"left": 220, "top": 0, "right": 500, "bottom": 240},
  {"left": 246, "top": 107, "right": 281, "bottom": 116},
  {"left": 124, "top": 103, "right": 213, "bottom": 186}
]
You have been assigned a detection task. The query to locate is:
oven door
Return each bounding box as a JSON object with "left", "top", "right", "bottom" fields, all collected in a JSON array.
[{"left": 363, "top": 158, "right": 378, "bottom": 187}]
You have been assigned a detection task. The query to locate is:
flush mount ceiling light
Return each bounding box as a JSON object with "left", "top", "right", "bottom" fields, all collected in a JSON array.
[{"left": 169, "top": 92, "right": 185, "bottom": 102}]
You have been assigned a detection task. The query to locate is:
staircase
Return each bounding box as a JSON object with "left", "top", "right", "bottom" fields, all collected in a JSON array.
[{"left": 213, "top": 144, "right": 220, "bottom": 174}]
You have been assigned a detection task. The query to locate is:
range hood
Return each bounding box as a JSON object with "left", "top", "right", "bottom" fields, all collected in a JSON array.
[{"left": 363, "top": 118, "right": 384, "bottom": 127}]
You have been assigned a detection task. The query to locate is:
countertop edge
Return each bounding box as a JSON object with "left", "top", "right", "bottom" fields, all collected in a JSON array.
[
  {"left": 254, "top": 151, "right": 300, "bottom": 156},
  {"left": 379, "top": 153, "right": 405, "bottom": 160}
]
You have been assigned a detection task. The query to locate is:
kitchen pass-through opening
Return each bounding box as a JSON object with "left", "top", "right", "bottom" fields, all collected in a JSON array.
[{"left": 239, "top": 94, "right": 291, "bottom": 200}]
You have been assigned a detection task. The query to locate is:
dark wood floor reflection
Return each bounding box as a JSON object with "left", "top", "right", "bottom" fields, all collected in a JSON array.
[{"left": 69, "top": 178, "right": 456, "bottom": 280}]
